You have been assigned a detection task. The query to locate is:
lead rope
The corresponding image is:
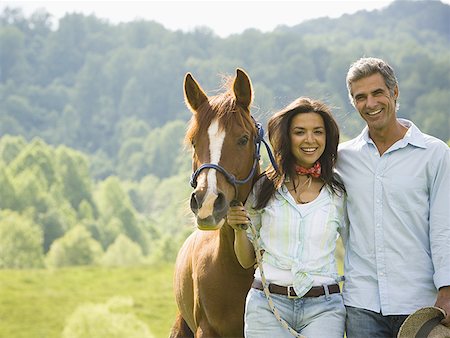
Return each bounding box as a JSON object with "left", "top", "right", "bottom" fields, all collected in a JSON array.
[{"left": 246, "top": 220, "right": 307, "bottom": 338}]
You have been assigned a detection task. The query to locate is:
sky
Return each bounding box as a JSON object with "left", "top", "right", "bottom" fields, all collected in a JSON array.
[{"left": 0, "top": 0, "right": 402, "bottom": 37}]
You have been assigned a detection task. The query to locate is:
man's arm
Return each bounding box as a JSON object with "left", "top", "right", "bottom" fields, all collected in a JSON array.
[{"left": 435, "top": 286, "right": 450, "bottom": 326}]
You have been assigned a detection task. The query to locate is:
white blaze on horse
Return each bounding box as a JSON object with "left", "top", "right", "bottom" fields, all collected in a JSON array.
[{"left": 170, "top": 69, "right": 260, "bottom": 338}]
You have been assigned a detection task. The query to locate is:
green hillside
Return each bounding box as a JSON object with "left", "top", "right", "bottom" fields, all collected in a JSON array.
[{"left": 1, "top": 1, "right": 448, "bottom": 183}]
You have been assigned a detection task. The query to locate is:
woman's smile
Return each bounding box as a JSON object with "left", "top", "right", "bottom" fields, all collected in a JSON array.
[{"left": 290, "top": 112, "right": 326, "bottom": 168}]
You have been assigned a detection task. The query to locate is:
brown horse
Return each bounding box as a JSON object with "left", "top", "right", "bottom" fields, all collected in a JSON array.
[{"left": 169, "top": 69, "right": 260, "bottom": 337}]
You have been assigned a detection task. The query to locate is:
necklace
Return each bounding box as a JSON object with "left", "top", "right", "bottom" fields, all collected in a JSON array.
[{"left": 289, "top": 175, "right": 313, "bottom": 204}]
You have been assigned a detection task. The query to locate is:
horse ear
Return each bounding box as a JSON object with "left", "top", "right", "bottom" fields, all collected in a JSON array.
[
  {"left": 184, "top": 73, "right": 208, "bottom": 112},
  {"left": 233, "top": 68, "right": 253, "bottom": 110}
]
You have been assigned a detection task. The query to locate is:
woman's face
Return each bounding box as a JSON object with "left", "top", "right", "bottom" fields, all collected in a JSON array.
[{"left": 289, "top": 112, "right": 326, "bottom": 168}]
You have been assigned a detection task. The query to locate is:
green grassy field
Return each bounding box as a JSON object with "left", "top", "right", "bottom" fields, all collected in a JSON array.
[
  {"left": 0, "top": 253, "right": 344, "bottom": 338},
  {"left": 0, "top": 264, "right": 177, "bottom": 338}
]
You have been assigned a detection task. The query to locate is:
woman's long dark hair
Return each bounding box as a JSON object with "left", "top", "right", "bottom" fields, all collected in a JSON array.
[{"left": 254, "top": 97, "right": 345, "bottom": 209}]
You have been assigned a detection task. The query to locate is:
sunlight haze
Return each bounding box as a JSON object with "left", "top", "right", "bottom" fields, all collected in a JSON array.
[{"left": 2, "top": 0, "right": 402, "bottom": 37}]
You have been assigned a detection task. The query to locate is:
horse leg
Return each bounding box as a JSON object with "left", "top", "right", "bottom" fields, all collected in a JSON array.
[
  {"left": 169, "top": 313, "right": 194, "bottom": 338},
  {"left": 196, "top": 319, "right": 219, "bottom": 338}
]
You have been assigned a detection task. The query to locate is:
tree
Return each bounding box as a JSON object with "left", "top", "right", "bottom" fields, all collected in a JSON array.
[
  {"left": 124, "top": 174, "right": 160, "bottom": 214},
  {"left": 94, "top": 176, "right": 150, "bottom": 253},
  {"left": 0, "top": 25, "right": 28, "bottom": 83},
  {"left": 413, "top": 89, "right": 450, "bottom": 141},
  {"left": 55, "top": 146, "right": 94, "bottom": 211},
  {"left": 11, "top": 166, "right": 51, "bottom": 213},
  {"left": 0, "top": 167, "right": 16, "bottom": 210},
  {"left": 0, "top": 134, "right": 26, "bottom": 164},
  {"left": 0, "top": 210, "right": 44, "bottom": 268},
  {"left": 37, "top": 208, "right": 68, "bottom": 253},
  {"left": 144, "top": 120, "right": 186, "bottom": 179},
  {"left": 100, "top": 234, "right": 145, "bottom": 267},
  {"left": 149, "top": 171, "right": 193, "bottom": 235},
  {"left": 45, "top": 225, "right": 103, "bottom": 267},
  {"left": 117, "top": 137, "right": 147, "bottom": 180},
  {"left": 8, "top": 137, "right": 56, "bottom": 188}
]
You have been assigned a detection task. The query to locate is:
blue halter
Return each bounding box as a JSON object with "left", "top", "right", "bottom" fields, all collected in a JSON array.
[{"left": 189, "top": 120, "right": 278, "bottom": 195}]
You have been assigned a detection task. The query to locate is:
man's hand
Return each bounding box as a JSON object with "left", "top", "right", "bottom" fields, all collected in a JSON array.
[{"left": 435, "top": 286, "right": 450, "bottom": 326}]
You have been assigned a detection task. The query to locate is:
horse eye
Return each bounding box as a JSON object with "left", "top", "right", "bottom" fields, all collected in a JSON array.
[{"left": 237, "top": 136, "right": 249, "bottom": 146}]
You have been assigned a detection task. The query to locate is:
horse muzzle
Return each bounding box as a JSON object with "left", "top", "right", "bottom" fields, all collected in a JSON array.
[{"left": 190, "top": 191, "right": 229, "bottom": 230}]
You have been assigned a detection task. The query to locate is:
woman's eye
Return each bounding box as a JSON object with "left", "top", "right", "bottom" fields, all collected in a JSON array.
[{"left": 238, "top": 136, "right": 249, "bottom": 146}]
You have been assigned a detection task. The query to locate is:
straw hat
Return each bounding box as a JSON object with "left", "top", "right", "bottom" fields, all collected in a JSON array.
[{"left": 398, "top": 306, "right": 450, "bottom": 338}]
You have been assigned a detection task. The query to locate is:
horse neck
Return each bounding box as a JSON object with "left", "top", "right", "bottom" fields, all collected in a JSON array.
[{"left": 236, "top": 164, "right": 260, "bottom": 202}]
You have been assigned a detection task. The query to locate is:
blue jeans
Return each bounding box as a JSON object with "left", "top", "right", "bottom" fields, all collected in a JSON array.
[
  {"left": 244, "top": 288, "right": 346, "bottom": 338},
  {"left": 345, "top": 306, "right": 408, "bottom": 338}
]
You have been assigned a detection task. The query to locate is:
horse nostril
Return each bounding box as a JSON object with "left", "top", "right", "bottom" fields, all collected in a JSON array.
[
  {"left": 214, "top": 192, "right": 227, "bottom": 213},
  {"left": 190, "top": 193, "right": 201, "bottom": 212}
]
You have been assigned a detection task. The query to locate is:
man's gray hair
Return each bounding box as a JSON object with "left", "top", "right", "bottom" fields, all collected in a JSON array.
[{"left": 346, "top": 57, "right": 399, "bottom": 111}]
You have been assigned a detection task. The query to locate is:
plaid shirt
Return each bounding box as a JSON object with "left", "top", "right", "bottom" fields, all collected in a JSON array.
[{"left": 245, "top": 179, "right": 347, "bottom": 297}]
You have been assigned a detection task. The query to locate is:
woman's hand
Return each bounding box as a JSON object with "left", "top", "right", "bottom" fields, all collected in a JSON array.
[{"left": 227, "top": 203, "right": 250, "bottom": 231}]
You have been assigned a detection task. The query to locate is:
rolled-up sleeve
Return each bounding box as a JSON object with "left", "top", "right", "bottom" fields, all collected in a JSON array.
[{"left": 430, "top": 145, "right": 450, "bottom": 289}]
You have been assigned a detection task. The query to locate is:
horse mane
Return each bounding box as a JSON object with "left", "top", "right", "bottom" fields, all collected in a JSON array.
[{"left": 184, "top": 76, "right": 255, "bottom": 147}]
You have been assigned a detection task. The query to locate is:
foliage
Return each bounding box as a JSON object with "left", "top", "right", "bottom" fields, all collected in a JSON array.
[
  {"left": 62, "top": 296, "right": 155, "bottom": 338},
  {"left": 100, "top": 234, "right": 145, "bottom": 267},
  {"left": 0, "top": 166, "right": 15, "bottom": 209},
  {"left": 0, "top": 265, "right": 177, "bottom": 338},
  {"left": 0, "top": 210, "right": 44, "bottom": 268},
  {"left": 0, "top": 135, "right": 188, "bottom": 268},
  {"left": 46, "top": 225, "right": 103, "bottom": 267},
  {"left": 0, "top": 2, "right": 448, "bottom": 183},
  {"left": 94, "top": 176, "right": 151, "bottom": 254}
]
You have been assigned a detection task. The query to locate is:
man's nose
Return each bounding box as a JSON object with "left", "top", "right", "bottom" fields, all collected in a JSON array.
[{"left": 366, "top": 94, "right": 377, "bottom": 108}]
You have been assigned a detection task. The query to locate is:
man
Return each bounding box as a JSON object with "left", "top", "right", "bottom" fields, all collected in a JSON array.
[{"left": 336, "top": 57, "right": 450, "bottom": 337}]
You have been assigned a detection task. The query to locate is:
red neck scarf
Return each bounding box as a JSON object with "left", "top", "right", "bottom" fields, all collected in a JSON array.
[{"left": 295, "top": 161, "right": 321, "bottom": 178}]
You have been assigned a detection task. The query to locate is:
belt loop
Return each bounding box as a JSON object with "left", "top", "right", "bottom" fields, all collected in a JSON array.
[{"left": 323, "top": 284, "right": 331, "bottom": 300}]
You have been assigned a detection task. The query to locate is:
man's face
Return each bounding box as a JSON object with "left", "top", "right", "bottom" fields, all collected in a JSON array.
[{"left": 351, "top": 72, "right": 398, "bottom": 132}]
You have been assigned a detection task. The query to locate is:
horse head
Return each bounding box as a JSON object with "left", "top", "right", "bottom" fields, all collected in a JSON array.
[{"left": 184, "top": 69, "right": 258, "bottom": 230}]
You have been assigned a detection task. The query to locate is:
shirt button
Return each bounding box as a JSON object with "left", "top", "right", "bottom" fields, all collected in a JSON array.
[{"left": 379, "top": 272, "right": 384, "bottom": 276}]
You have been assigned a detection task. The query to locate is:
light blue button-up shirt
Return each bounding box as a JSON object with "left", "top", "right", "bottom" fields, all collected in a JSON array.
[{"left": 336, "top": 119, "right": 450, "bottom": 315}]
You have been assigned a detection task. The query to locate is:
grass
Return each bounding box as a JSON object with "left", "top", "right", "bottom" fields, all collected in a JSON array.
[
  {"left": 0, "top": 264, "right": 177, "bottom": 338},
  {"left": 0, "top": 252, "right": 345, "bottom": 338}
]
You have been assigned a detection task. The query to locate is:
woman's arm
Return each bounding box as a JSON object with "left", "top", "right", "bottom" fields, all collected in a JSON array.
[{"left": 227, "top": 204, "right": 256, "bottom": 269}]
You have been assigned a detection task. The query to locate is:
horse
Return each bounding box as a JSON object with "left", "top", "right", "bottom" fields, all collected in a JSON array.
[{"left": 169, "top": 69, "right": 261, "bottom": 337}]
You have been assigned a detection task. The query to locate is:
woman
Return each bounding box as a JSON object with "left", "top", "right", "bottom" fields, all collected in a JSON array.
[{"left": 228, "top": 97, "right": 347, "bottom": 338}]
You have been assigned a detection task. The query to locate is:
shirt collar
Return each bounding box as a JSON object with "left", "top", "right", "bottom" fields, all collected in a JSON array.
[{"left": 360, "top": 118, "right": 427, "bottom": 150}]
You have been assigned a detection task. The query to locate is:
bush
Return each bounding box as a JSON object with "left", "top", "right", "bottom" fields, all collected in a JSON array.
[
  {"left": 0, "top": 210, "right": 44, "bottom": 268},
  {"left": 62, "top": 296, "right": 154, "bottom": 338},
  {"left": 100, "top": 234, "right": 145, "bottom": 267},
  {"left": 46, "top": 225, "right": 103, "bottom": 267}
]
